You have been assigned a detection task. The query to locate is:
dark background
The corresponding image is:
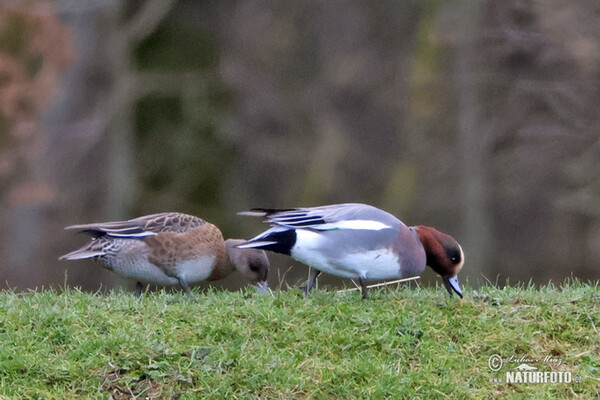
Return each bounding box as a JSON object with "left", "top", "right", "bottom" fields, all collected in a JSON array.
[{"left": 1, "top": 0, "right": 598, "bottom": 292}]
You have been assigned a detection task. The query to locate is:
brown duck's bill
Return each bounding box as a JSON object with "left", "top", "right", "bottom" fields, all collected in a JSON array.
[
  {"left": 254, "top": 280, "right": 270, "bottom": 294},
  {"left": 443, "top": 276, "right": 463, "bottom": 298}
]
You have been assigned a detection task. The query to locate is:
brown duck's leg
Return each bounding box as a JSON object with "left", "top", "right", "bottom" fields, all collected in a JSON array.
[
  {"left": 359, "top": 277, "right": 369, "bottom": 300},
  {"left": 178, "top": 277, "right": 191, "bottom": 295},
  {"left": 300, "top": 269, "right": 321, "bottom": 297}
]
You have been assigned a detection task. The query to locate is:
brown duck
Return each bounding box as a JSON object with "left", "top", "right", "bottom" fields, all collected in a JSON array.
[{"left": 60, "top": 212, "right": 270, "bottom": 296}]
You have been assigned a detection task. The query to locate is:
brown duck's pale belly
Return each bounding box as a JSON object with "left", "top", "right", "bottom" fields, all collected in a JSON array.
[{"left": 100, "top": 252, "right": 217, "bottom": 286}]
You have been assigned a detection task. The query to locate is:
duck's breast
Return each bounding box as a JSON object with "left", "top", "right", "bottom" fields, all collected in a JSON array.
[{"left": 175, "top": 255, "right": 217, "bottom": 283}]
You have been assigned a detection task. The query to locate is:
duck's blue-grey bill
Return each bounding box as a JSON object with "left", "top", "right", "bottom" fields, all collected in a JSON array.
[
  {"left": 254, "top": 280, "right": 270, "bottom": 294},
  {"left": 444, "top": 276, "right": 463, "bottom": 298}
]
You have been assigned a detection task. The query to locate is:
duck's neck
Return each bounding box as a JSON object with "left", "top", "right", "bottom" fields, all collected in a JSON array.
[
  {"left": 206, "top": 239, "right": 237, "bottom": 281},
  {"left": 415, "top": 226, "right": 445, "bottom": 276}
]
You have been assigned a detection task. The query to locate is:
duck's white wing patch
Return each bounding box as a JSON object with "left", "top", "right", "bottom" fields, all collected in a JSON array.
[
  {"left": 106, "top": 231, "right": 158, "bottom": 238},
  {"left": 313, "top": 220, "right": 392, "bottom": 231}
]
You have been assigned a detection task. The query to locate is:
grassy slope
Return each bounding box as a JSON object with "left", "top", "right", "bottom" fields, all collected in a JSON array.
[{"left": 0, "top": 282, "right": 598, "bottom": 399}]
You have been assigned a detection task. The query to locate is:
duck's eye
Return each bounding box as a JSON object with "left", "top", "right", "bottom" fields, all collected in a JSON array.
[
  {"left": 445, "top": 247, "right": 462, "bottom": 264},
  {"left": 249, "top": 264, "right": 260, "bottom": 272}
]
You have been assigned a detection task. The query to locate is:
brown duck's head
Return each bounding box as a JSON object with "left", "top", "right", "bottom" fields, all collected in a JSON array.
[
  {"left": 225, "top": 239, "right": 270, "bottom": 293},
  {"left": 415, "top": 226, "right": 465, "bottom": 298}
]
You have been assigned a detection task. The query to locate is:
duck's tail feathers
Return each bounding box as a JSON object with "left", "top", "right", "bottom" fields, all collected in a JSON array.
[
  {"left": 236, "top": 241, "right": 278, "bottom": 249},
  {"left": 237, "top": 208, "right": 298, "bottom": 218},
  {"left": 59, "top": 248, "right": 104, "bottom": 261},
  {"left": 236, "top": 228, "right": 297, "bottom": 256}
]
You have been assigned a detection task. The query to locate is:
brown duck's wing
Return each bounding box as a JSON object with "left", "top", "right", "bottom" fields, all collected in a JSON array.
[{"left": 64, "top": 212, "right": 207, "bottom": 238}]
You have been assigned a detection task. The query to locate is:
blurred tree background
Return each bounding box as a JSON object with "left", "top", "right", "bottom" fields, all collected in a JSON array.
[{"left": 0, "top": 0, "right": 598, "bottom": 292}]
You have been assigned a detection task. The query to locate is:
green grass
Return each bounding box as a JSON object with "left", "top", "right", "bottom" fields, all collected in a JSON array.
[{"left": 0, "top": 281, "right": 598, "bottom": 399}]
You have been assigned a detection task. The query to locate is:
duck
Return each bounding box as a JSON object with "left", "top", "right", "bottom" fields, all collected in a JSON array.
[
  {"left": 59, "top": 212, "right": 270, "bottom": 296},
  {"left": 237, "top": 203, "right": 464, "bottom": 299}
]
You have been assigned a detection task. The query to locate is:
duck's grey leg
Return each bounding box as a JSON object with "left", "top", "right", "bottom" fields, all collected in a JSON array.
[
  {"left": 359, "top": 277, "right": 369, "bottom": 300},
  {"left": 135, "top": 282, "right": 143, "bottom": 298},
  {"left": 178, "top": 277, "right": 191, "bottom": 295},
  {"left": 300, "top": 269, "right": 321, "bottom": 296}
]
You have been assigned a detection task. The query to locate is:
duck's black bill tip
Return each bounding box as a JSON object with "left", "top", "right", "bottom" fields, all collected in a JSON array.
[{"left": 444, "top": 275, "right": 463, "bottom": 298}]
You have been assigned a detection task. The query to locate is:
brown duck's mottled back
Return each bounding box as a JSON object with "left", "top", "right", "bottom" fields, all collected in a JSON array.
[
  {"left": 63, "top": 213, "right": 207, "bottom": 238},
  {"left": 135, "top": 213, "right": 207, "bottom": 233}
]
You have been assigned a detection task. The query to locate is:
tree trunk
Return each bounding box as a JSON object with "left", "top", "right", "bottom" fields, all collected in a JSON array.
[{"left": 453, "top": 0, "right": 492, "bottom": 280}]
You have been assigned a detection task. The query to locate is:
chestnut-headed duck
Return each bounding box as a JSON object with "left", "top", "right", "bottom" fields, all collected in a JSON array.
[
  {"left": 60, "top": 212, "right": 270, "bottom": 296},
  {"left": 237, "top": 203, "right": 464, "bottom": 299}
]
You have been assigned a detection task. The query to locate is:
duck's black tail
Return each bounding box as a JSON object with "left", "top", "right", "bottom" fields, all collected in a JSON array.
[{"left": 236, "top": 228, "right": 297, "bottom": 256}]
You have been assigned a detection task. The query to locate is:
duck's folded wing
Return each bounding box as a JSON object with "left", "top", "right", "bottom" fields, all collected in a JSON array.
[
  {"left": 64, "top": 212, "right": 206, "bottom": 238},
  {"left": 239, "top": 203, "right": 401, "bottom": 231}
]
